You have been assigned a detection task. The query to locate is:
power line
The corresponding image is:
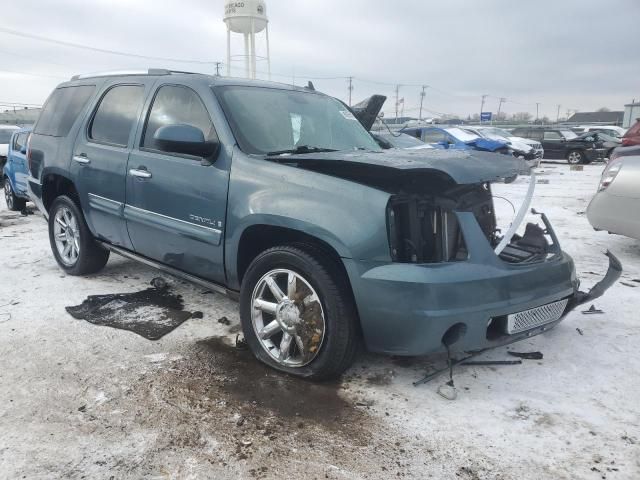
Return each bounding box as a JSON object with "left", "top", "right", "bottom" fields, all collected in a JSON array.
[
  {"left": 0, "top": 26, "right": 217, "bottom": 65},
  {"left": 0, "top": 68, "right": 66, "bottom": 80}
]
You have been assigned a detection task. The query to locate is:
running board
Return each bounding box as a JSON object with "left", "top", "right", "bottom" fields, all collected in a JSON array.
[{"left": 98, "top": 242, "right": 239, "bottom": 300}]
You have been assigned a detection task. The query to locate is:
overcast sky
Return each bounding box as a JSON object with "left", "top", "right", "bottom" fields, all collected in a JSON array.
[{"left": 1, "top": 0, "right": 638, "bottom": 119}]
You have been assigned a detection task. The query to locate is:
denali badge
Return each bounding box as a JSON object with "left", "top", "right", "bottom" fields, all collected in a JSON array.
[{"left": 189, "top": 214, "right": 222, "bottom": 229}]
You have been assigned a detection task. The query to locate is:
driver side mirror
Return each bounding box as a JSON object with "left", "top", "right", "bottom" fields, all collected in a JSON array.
[
  {"left": 437, "top": 140, "right": 450, "bottom": 149},
  {"left": 20, "top": 147, "right": 27, "bottom": 154},
  {"left": 154, "top": 124, "right": 219, "bottom": 165}
]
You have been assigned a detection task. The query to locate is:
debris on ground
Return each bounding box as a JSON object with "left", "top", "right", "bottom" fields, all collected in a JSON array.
[
  {"left": 217, "top": 316, "right": 231, "bottom": 325},
  {"left": 437, "top": 380, "right": 457, "bottom": 400},
  {"left": 507, "top": 351, "right": 544, "bottom": 360},
  {"left": 191, "top": 311, "right": 203, "bottom": 319},
  {"left": 235, "top": 334, "right": 248, "bottom": 350},
  {"left": 620, "top": 281, "right": 637, "bottom": 288},
  {"left": 576, "top": 327, "right": 584, "bottom": 336},
  {"left": 463, "top": 359, "right": 522, "bottom": 366},
  {"left": 582, "top": 304, "right": 604, "bottom": 314},
  {"left": 150, "top": 277, "right": 168, "bottom": 290}
]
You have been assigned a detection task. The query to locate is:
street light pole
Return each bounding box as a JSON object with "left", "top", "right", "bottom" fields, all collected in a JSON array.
[
  {"left": 347, "top": 76, "right": 354, "bottom": 107},
  {"left": 480, "top": 94, "right": 488, "bottom": 122},
  {"left": 419, "top": 85, "right": 428, "bottom": 121}
]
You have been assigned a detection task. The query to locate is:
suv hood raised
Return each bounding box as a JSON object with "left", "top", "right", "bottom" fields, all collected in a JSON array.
[{"left": 272, "top": 148, "right": 526, "bottom": 185}]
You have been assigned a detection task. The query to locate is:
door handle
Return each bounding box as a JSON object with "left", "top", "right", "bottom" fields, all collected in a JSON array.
[
  {"left": 73, "top": 154, "right": 91, "bottom": 165},
  {"left": 129, "top": 168, "right": 152, "bottom": 179}
]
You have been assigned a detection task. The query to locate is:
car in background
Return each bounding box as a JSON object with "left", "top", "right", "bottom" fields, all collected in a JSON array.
[
  {"left": 511, "top": 126, "right": 605, "bottom": 164},
  {"left": 401, "top": 126, "right": 513, "bottom": 155},
  {"left": 572, "top": 125, "right": 626, "bottom": 138},
  {"left": 2, "top": 127, "right": 32, "bottom": 211},
  {"left": 472, "top": 126, "right": 544, "bottom": 160},
  {"left": 587, "top": 154, "right": 640, "bottom": 240},
  {"left": 0, "top": 125, "right": 20, "bottom": 170},
  {"left": 462, "top": 126, "right": 539, "bottom": 166},
  {"left": 621, "top": 119, "right": 640, "bottom": 147},
  {"left": 371, "top": 131, "right": 433, "bottom": 150}
]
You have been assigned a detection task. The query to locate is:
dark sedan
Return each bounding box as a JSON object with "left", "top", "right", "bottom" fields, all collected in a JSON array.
[{"left": 511, "top": 127, "right": 606, "bottom": 164}]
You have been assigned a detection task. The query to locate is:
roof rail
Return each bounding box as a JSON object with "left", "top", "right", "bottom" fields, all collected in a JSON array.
[{"left": 70, "top": 68, "right": 197, "bottom": 81}]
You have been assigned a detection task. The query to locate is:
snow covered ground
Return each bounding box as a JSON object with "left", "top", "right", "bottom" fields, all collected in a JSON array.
[{"left": 0, "top": 163, "right": 638, "bottom": 479}]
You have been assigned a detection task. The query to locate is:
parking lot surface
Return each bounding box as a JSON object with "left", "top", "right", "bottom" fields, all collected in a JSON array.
[{"left": 1, "top": 164, "right": 639, "bottom": 479}]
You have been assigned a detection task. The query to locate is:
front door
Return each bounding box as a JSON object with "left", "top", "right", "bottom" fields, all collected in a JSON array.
[
  {"left": 71, "top": 83, "right": 148, "bottom": 248},
  {"left": 124, "top": 84, "right": 230, "bottom": 284},
  {"left": 542, "top": 130, "right": 565, "bottom": 158}
]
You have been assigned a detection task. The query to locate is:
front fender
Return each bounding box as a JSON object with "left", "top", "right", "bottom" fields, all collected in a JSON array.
[{"left": 224, "top": 151, "right": 392, "bottom": 286}]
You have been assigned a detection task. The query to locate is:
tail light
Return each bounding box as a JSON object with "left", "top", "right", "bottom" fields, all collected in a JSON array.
[
  {"left": 26, "top": 133, "right": 33, "bottom": 172},
  {"left": 598, "top": 158, "right": 622, "bottom": 191}
]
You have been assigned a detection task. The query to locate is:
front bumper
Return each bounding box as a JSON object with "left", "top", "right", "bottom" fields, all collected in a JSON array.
[
  {"left": 344, "top": 211, "right": 621, "bottom": 356},
  {"left": 586, "top": 148, "right": 607, "bottom": 162}
]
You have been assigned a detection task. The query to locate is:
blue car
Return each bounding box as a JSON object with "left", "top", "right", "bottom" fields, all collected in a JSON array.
[
  {"left": 2, "top": 127, "right": 31, "bottom": 211},
  {"left": 401, "top": 126, "right": 513, "bottom": 155}
]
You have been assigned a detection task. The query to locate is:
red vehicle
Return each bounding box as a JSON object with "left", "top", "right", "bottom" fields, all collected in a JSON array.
[{"left": 622, "top": 119, "right": 640, "bottom": 146}]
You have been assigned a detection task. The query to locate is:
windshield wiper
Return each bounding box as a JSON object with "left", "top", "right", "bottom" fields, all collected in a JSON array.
[{"left": 266, "top": 145, "right": 339, "bottom": 156}]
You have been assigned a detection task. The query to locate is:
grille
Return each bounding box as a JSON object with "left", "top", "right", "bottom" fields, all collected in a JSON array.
[{"left": 506, "top": 298, "right": 569, "bottom": 334}]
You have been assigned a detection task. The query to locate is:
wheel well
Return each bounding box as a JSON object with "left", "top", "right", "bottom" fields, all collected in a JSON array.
[
  {"left": 236, "top": 225, "right": 346, "bottom": 286},
  {"left": 42, "top": 174, "right": 78, "bottom": 212}
]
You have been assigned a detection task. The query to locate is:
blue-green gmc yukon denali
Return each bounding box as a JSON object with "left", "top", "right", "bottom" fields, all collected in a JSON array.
[{"left": 27, "top": 70, "right": 621, "bottom": 379}]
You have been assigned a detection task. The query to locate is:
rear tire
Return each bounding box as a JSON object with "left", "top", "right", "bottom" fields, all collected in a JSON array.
[
  {"left": 566, "top": 150, "right": 585, "bottom": 164},
  {"left": 3, "top": 178, "right": 26, "bottom": 211},
  {"left": 48, "top": 195, "right": 109, "bottom": 275},
  {"left": 239, "top": 244, "right": 359, "bottom": 380}
]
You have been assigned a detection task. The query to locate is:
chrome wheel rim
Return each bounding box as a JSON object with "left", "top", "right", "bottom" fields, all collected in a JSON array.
[
  {"left": 251, "top": 268, "right": 326, "bottom": 367},
  {"left": 568, "top": 151, "right": 581, "bottom": 164},
  {"left": 53, "top": 207, "right": 80, "bottom": 266},
  {"left": 4, "top": 181, "right": 13, "bottom": 209}
]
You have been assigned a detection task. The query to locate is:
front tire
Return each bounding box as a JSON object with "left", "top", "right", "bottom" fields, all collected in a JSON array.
[
  {"left": 3, "top": 178, "right": 26, "bottom": 211},
  {"left": 239, "top": 245, "right": 359, "bottom": 380},
  {"left": 48, "top": 195, "right": 109, "bottom": 275},
  {"left": 566, "top": 150, "right": 585, "bottom": 164}
]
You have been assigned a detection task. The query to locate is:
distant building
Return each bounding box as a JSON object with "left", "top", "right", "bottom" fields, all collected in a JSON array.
[
  {"left": 0, "top": 107, "right": 41, "bottom": 126},
  {"left": 623, "top": 103, "right": 640, "bottom": 128},
  {"left": 566, "top": 111, "right": 624, "bottom": 125}
]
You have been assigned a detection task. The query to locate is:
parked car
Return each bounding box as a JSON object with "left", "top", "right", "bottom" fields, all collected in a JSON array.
[
  {"left": 371, "top": 132, "right": 433, "bottom": 150},
  {"left": 572, "top": 125, "right": 626, "bottom": 138},
  {"left": 621, "top": 119, "right": 640, "bottom": 147},
  {"left": 2, "top": 127, "right": 31, "bottom": 211},
  {"left": 575, "top": 131, "right": 621, "bottom": 158},
  {"left": 587, "top": 154, "right": 640, "bottom": 240},
  {"left": 461, "top": 126, "right": 539, "bottom": 167},
  {"left": 511, "top": 126, "right": 606, "bottom": 164},
  {"left": 401, "top": 126, "right": 513, "bottom": 155},
  {"left": 28, "top": 70, "right": 619, "bottom": 379},
  {"left": 472, "top": 126, "right": 544, "bottom": 160},
  {"left": 0, "top": 125, "right": 20, "bottom": 171}
]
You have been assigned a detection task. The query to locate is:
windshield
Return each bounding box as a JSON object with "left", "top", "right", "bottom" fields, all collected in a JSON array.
[
  {"left": 560, "top": 130, "right": 577, "bottom": 139},
  {"left": 445, "top": 127, "right": 479, "bottom": 142},
  {"left": 216, "top": 86, "right": 381, "bottom": 155},
  {"left": 384, "top": 133, "right": 425, "bottom": 148},
  {"left": 0, "top": 129, "right": 18, "bottom": 143}
]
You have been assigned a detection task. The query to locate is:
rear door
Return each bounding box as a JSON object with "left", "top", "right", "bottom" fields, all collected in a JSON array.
[
  {"left": 10, "top": 132, "right": 29, "bottom": 195},
  {"left": 124, "top": 83, "right": 230, "bottom": 283},
  {"left": 71, "top": 81, "right": 150, "bottom": 248}
]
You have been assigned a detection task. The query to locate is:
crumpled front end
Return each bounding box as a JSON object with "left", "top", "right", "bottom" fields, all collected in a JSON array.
[{"left": 343, "top": 177, "right": 621, "bottom": 356}]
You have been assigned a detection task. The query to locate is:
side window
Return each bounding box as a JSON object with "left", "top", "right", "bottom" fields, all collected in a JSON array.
[
  {"left": 543, "top": 131, "right": 562, "bottom": 140},
  {"left": 528, "top": 130, "right": 543, "bottom": 141},
  {"left": 13, "top": 133, "right": 26, "bottom": 152},
  {"left": 89, "top": 85, "right": 144, "bottom": 147},
  {"left": 34, "top": 85, "right": 95, "bottom": 137},
  {"left": 142, "top": 85, "right": 216, "bottom": 151},
  {"left": 422, "top": 130, "right": 446, "bottom": 143}
]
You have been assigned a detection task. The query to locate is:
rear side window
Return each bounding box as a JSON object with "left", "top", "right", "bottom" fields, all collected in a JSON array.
[
  {"left": 422, "top": 129, "right": 447, "bottom": 143},
  {"left": 528, "top": 130, "right": 543, "bottom": 141},
  {"left": 34, "top": 85, "right": 95, "bottom": 137},
  {"left": 12, "top": 133, "right": 27, "bottom": 151},
  {"left": 543, "top": 131, "right": 562, "bottom": 140},
  {"left": 142, "top": 85, "right": 216, "bottom": 151},
  {"left": 89, "top": 85, "right": 144, "bottom": 147}
]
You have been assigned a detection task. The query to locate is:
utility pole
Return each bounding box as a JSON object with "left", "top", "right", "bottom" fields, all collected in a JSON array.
[
  {"left": 214, "top": 62, "right": 222, "bottom": 76},
  {"left": 480, "top": 94, "right": 488, "bottom": 122},
  {"left": 395, "top": 84, "right": 400, "bottom": 123},
  {"left": 347, "top": 76, "right": 354, "bottom": 106},
  {"left": 535, "top": 102, "right": 540, "bottom": 122},
  {"left": 497, "top": 97, "right": 506, "bottom": 120},
  {"left": 556, "top": 104, "right": 561, "bottom": 124},
  {"left": 419, "top": 85, "right": 428, "bottom": 121}
]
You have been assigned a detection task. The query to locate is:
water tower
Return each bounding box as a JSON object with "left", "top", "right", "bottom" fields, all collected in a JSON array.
[{"left": 224, "top": 0, "right": 271, "bottom": 79}]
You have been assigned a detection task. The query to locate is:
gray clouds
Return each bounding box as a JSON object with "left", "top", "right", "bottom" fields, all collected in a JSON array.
[{"left": 0, "top": 0, "right": 638, "bottom": 119}]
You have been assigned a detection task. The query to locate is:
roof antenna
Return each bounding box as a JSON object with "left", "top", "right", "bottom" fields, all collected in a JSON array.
[{"left": 306, "top": 81, "right": 315, "bottom": 91}]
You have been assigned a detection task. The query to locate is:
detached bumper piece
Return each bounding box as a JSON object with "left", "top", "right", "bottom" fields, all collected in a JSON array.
[{"left": 571, "top": 250, "right": 622, "bottom": 308}]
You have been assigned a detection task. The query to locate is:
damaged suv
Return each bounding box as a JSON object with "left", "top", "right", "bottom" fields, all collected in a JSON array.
[{"left": 28, "top": 70, "right": 620, "bottom": 379}]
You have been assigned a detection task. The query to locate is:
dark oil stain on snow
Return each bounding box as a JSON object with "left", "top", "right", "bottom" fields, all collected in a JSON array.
[
  {"left": 65, "top": 280, "right": 195, "bottom": 340},
  {"left": 193, "top": 336, "right": 355, "bottom": 425}
]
